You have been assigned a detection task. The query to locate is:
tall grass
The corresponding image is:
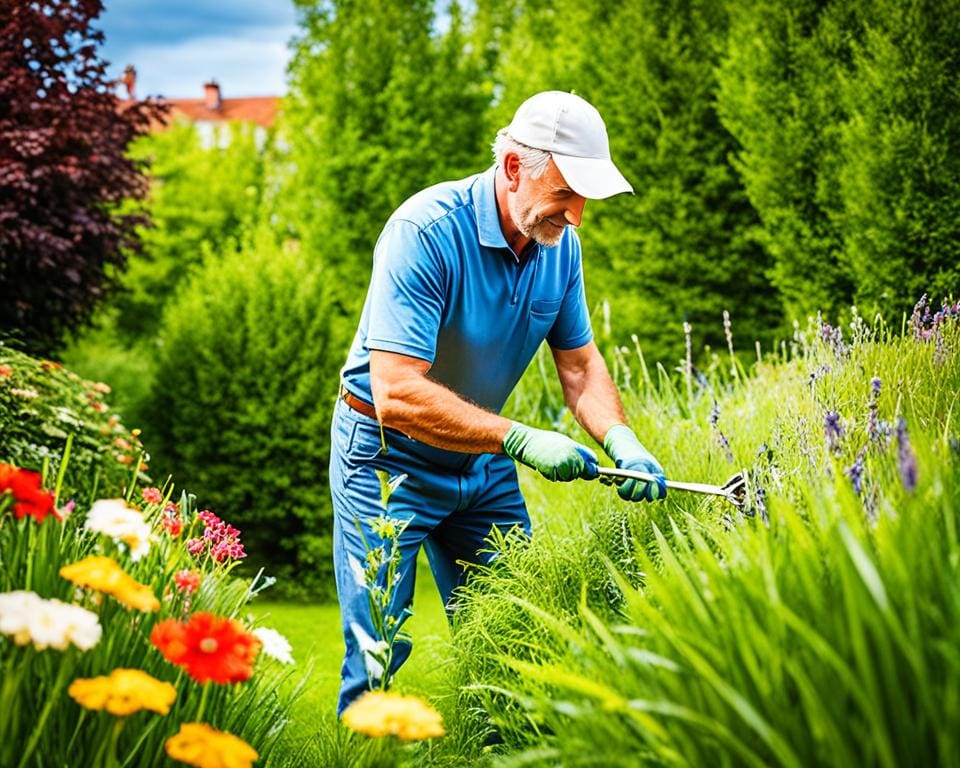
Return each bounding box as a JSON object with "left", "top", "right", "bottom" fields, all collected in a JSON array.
[{"left": 445, "top": 304, "right": 959, "bottom": 766}]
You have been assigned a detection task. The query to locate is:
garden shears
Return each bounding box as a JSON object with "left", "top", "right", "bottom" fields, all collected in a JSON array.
[{"left": 596, "top": 467, "right": 747, "bottom": 509}]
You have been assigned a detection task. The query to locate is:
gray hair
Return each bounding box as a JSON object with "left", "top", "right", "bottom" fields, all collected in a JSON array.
[{"left": 492, "top": 128, "right": 551, "bottom": 179}]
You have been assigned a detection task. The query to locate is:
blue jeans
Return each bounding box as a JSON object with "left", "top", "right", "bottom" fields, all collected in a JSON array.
[{"left": 329, "top": 398, "right": 530, "bottom": 715}]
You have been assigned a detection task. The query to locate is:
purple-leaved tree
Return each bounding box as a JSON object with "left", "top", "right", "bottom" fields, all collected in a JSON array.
[{"left": 0, "top": 0, "right": 164, "bottom": 354}]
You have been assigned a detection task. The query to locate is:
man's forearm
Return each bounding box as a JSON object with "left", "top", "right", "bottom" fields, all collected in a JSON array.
[
  {"left": 372, "top": 371, "right": 512, "bottom": 453},
  {"left": 553, "top": 343, "right": 627, "bottom": 445},
  {"left": 566, "top": 365, "right": 626, "bottom": 443}
]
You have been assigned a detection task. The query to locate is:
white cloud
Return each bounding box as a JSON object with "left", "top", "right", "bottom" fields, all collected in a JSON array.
[{"left": 118, "top": 28, "right": 297, "bottom": 99}]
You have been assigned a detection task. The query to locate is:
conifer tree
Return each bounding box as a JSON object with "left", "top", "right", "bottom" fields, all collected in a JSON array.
[
  {"left": 480, "top": 0, "right": 782, "bottom": 363},
  {"left": 716, "top": 0, "right": 860, "bottom": 323},
  {"left": 836, "top": 0, "right": 960, "bottom": 317}
]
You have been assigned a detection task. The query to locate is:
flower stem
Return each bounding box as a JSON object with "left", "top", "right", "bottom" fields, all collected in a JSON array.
[
  {"left": 104, "top": 717, "right": 125, "bottom": 768},
  {"left": 195, "top": 682, "right": 212, "bottom": 723}
]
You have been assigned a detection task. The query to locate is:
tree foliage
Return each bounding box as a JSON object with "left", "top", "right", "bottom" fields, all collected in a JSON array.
[
  {"left": 280, "top": 0, "right": 491, "bottom": 329},
  {"left": 717, "top": 0, "right": 959, "bottom": 323},
  {"left": 835, "top": 0, "right": 960, "bottom": 317},
  {"left": 475, "top": 0, "right": 782, "bottom": 363},
  {"left": 0, "top": 0, "right": 161, "bottom": 354},
  {"left": 112, "top": 121, "right": 266, "bottom": 342},
  {"left": 146, "top": 227, "right": 337, "bottom": 598}
]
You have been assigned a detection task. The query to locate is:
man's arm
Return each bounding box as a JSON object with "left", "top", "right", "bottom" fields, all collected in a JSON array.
[
  {"left": 370, "top": 350, "right": 512, "bottom": 453},
  {"left": 370, "top": 349, "right": 600, "bottom": 481},
  {"left": 553, "top": 340, "right": 667, "bottom": 501},
  {"left": 551, "top": 340, "right": 627, "bottom": 443}
]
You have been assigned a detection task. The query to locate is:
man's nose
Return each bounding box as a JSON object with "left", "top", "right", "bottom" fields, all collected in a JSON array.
[{"left": 563, "top": 195, "right": 587, "bottom": 227}]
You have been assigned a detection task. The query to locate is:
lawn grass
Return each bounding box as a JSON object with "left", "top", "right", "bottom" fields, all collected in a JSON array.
[{"left": 253, "top": 550, "right": 453, "bottom": 762}]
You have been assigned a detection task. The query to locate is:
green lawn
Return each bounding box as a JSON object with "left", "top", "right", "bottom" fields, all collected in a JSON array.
[{"left": 252, "top": 551, "right": 453, "bottom": 761}]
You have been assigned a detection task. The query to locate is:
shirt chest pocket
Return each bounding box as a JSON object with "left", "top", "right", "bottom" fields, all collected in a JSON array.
[{"left": 527, "top": 297, "right": 563, "bottom": 340}]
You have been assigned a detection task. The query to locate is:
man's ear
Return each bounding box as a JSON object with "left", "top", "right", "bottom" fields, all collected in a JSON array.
[{"left": 502, "top": 152, "right": 522, "bottom": 192}]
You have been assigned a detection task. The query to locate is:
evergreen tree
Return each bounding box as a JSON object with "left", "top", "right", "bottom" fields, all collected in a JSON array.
[
  {"left": 479, "top": 0, "right": 782, "bottom": 364},
  {"left": 836, "top": 0, "right": 960, "bottom": 317},
  {"left": 147, "top": 227, "right": 336, "bottom": 598},
  {"left": 716, "top": 0, "right": 860, "bottom": 323},
  {"left": 581, "top": 0, "right": 781, "bottom": 364}
]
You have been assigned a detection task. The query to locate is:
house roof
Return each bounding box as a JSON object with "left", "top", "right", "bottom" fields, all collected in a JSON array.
[
  {"left": 159, "top": 96, "right": 279, "bottom": 128},
  {"left": 116, "top": 74, "right": 280, "bottom": 131}
]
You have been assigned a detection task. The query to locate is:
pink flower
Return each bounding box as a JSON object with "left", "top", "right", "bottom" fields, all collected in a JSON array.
[
  {"left": 186, "top": 538, "right": 206, "bottom": 556},
  {"left": 196, "top": 509, "right": 246, "bottom": 562},
  {"left": 142, "top": 487, "right": 163, "bottom": 505},
  {"left": 173, "top": 570, "right": 201, "bottom": 594}
]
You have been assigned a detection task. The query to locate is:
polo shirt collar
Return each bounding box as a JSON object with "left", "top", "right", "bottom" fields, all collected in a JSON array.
[{"left": 474, "top": 164, "right": 509, "bottom": 251}]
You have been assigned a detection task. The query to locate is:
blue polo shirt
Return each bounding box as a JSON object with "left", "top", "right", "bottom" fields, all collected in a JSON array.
[{"left": 341, "top": 164, "right": 593, "bottom": 427}]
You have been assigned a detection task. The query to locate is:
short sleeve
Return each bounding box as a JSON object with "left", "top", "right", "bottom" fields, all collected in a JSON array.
[
  {"left": 547, "top": 240, "right": 593, "bottom": 350},
  {"left": 365, "top": 219, "right": 445, "bottom": 364}
]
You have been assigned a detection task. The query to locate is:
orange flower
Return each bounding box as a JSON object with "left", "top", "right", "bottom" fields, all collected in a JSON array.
[
  {"left": 151, "top": 613, "right": 260, "bottom": 684},
  {"left": 0, "top": 364, "right": 12, "bottom": 377}
]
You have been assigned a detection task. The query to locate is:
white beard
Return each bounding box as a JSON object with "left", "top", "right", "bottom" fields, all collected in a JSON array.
[{"left": 510, "top": 198, "right": 566, "bottom": 248}]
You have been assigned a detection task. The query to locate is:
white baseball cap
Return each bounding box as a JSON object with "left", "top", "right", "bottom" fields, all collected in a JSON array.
[{"left": 506, "top": 91, "right": 633, "bottom": 200}]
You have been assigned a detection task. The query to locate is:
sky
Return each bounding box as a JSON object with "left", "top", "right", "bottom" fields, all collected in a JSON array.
[{"left": 96, "top": 0, "right": 299, "bottom": 100}]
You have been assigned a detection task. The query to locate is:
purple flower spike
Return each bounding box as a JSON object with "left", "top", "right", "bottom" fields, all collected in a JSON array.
[
  {"left": 896, "top": 418, "right": 918, "bottom": 492},
  {"left": 870, "top": 377, "right": 881, "bottom": 396},
  {"left": 846, "top": 447, "right": 866, "bottom": 495},
  {"left": 824, "top": 410, "right": 844, "bottom": 454},
  {"left": 710, "top": 400, "right": 734, "bottom": 463}
]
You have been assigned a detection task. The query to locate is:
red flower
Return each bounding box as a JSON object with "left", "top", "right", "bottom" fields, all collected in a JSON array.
[
  {"left": 0, "top": 463, "right": 57, "bottom": 523},
  {"left": 174, "top": 570, "right": 201, "bottom": 594},
  {"left": 161, "top": 503, "right": 182, "bottom": 536},
  {"left": 151, "top": 613, "right": 260, "bottom": 684}
]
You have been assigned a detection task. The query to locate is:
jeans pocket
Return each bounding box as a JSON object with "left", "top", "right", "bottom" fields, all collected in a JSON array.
[{"left": 348, "top": 417, "right": 384, "bottom": 462}]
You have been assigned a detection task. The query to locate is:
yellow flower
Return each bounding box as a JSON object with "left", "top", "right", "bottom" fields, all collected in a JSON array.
[
  {"left": 165, "top": 723, "right": 258, "bottom": 768},
  {"left": 342, "top": 691, "right": 446, "bottom": 741},
  {"left": 112, "top": 579, "right": 161, "bottom": 612},
  {"left": 60, "top": 556, "right": 160, "bottom": 612},
  {"left": 68, "top": 669, "right": 176, "bottom": 716}
]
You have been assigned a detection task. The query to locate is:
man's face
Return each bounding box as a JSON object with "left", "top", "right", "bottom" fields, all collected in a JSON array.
[{"left": 508, "top": 158, "right": 587, "bottom": 248}]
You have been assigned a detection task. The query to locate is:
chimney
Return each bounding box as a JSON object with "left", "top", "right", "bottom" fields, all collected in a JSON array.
[
  {"left": 203, "top": 80, "right": 222, "bottom": 111},
  {"left": 121, "top": 64, "right": 136, "bottom": 100}
]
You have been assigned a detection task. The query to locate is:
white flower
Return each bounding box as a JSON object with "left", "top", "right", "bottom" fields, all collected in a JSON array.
[
  {"left": 85, "top": 498, "right": 153, "bottom": 561},
  {"left": 348, "top": 555, "right": 368, "bottom": 588},
  {"left": 0, "top": 591, "right": 101, "bottom": 651},
  {"left": 55, "top": 601, "right": 102, "bottom": 650},
  {"left": 350, "top": 621, "right": 388, "bottom": 680},
  {"left": 253, "top": 626, "right": 294, "bottom": 664},
  {"left": 0, "top": 590, "right": 38, "bottom": 645}
]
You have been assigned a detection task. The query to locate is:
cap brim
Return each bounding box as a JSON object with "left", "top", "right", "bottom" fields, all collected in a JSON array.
[{"left": 552, "top": 153, "right": 634, "bottom": 200}]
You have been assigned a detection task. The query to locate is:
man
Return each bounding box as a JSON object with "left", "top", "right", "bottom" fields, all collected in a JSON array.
[{"left": 330, "top": 91, "right": 667, "bottom": 715}]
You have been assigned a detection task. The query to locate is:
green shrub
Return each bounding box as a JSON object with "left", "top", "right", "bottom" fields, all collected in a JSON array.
[
  {"left": 0, "top": 343, "right": 146, "bottom": 504},
  {"left": 145, "top": 227, "right": 337, "bottom": 599}
]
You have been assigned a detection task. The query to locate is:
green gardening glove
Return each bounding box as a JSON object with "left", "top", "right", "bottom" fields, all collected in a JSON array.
[
  {"left": 604, "top": 424, "right": 667, "bottom": 502},
  {"left": 503, "top": 423, "right": 600, "bottom": 482}
]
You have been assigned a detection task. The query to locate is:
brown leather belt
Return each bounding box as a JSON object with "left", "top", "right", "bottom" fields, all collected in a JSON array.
[{"left": 339, "top": 384, "right": 378, "bottom": 420}]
